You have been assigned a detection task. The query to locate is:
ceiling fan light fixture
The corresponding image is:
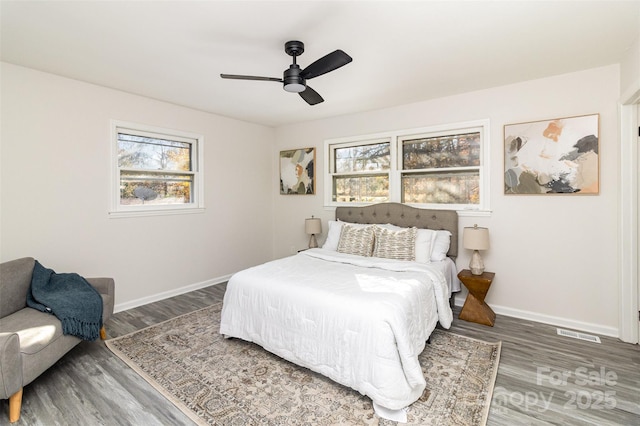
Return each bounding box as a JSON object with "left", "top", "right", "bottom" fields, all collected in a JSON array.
[{"left": 284, "top": 82, "right": 306, "bottom": 93}]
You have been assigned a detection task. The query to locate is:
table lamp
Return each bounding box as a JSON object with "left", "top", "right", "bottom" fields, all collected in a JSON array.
[
  {"left": 463, "top": 224, "right": 490, "bottom": 275},
  {"left": 305, "top": 216, "right": 322, "bottom": 249}
]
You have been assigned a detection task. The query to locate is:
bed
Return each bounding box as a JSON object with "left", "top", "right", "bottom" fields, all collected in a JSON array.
[{"left": 220, "top": 203, "right": 459, "bottom": 416}]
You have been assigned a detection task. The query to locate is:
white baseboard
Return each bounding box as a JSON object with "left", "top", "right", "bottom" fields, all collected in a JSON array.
[
  {"left": 114, "top": 274, "right": 231, "bottom": 313},
  {"left": 454, "top": 296, "right": 619, "bottom": 338}
]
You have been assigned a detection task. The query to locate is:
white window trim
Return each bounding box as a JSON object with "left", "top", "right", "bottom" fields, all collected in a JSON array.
[
  {"left": 109, "top": 120, "right": 205, "bottom": 218},
  {"left": 324, "top": 119, "right": 491, "bottom": 215}
]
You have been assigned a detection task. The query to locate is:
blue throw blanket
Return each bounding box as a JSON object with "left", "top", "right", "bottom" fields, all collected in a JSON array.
[{"left": 27, "top": 260, "right": 103, "bottom": 341}]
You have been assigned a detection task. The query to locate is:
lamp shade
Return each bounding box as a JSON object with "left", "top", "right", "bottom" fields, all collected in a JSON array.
[
  {"left": 305, "top": 217, "right": 322, "bottom": 235},
  {"left": 463, "top": 225, "right": 490, "bottom": 250}
]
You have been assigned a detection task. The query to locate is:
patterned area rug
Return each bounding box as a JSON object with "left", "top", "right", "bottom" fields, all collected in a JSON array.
[{"left": 106, "top": 303, "right": 501, "bottom": 425}]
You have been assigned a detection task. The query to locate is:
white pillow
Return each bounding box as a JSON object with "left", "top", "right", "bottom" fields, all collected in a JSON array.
[
  {"left": 431, "top": 230, "right": 452, "bottom": 261},
  {"left": 378, "top": 223, "right": 435, "bottom": 263},
  {"left": 322, "top": 220, "right": 372, "bottom": 251},
  {"left": 322, "top": 220, "right": 342, "bottom": 251},
  {"left": 416, "top": 229, "right": 437, "bottom": 263}
]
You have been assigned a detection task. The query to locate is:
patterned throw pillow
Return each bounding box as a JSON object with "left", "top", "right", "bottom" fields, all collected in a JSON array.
[
  {"left": 337, "top": 224, "right": 375, "bottom": 257},
  {"left": 372, "top": 225, "right": 417, "bottom": 261}
]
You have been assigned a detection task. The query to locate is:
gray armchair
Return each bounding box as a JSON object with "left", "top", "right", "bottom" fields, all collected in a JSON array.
[{"left": 0, "top": 257, "right": 115, "bottom": 423}]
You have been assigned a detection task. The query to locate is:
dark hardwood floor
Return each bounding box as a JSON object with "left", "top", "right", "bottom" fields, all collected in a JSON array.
[{"left": 1, "top": 283, "right": 638, "bottom": 425}]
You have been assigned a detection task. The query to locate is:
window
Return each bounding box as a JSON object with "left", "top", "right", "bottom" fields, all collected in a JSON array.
[
  {"left": 325, "top": 120, "right": 490, "bottom": 213},
  {"left": 331, "top": 139, "right": 390, "bottom": 203},
  {"left": 110, "top": 121, "right": 204, "bottom": 217},
  {"left": 400, "top": 131, "right": 481, "bottom": 205}
]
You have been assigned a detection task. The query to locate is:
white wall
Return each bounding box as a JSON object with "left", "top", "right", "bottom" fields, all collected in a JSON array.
[
  {"left": 620, "top": 36, "right": 639, "bottom": 97},
  {"left": 273, "top": 65, "right": 621, "bottom": 336},
  {"left": 1, "top": 63, "right": 275, "bottom": 310}
]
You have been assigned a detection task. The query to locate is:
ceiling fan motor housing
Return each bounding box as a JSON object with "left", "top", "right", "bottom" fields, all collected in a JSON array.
[{"left": 283, "top": 65, "right": 306, "bottom": 93}]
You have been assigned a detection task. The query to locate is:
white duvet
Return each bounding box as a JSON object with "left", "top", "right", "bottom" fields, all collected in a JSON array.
[{"left": 219, "top": 248, "right": 453, "bottom": 411}]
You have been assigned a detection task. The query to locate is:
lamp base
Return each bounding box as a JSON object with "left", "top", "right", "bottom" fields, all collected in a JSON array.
[
  {"left": 308, "top": 234, "right": 318, "bottom": 249},
  {"left": 469, "top": 250, "right": 485, "bottom": 275}
]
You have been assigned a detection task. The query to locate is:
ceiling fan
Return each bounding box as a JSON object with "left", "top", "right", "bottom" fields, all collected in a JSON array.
[{"left": 220, "top": 40, "right": 352, "bottom": 106}]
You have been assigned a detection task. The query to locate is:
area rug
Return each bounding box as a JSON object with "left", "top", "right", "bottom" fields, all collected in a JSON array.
[{"left": 106, "top": 303, "right": 501, "bottom": 425}]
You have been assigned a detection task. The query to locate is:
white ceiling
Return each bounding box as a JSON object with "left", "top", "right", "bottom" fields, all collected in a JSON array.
[{"left": 2, "top": 1, "right": 639, "bottom": 127}]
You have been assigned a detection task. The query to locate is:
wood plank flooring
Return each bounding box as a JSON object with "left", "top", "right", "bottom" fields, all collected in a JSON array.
[{"left": 1, "top": 283, "right": 638, "bottom": 425}]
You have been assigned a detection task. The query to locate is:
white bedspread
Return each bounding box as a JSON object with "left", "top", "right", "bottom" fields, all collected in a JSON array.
[{"left": 219, "top": 248, "right": 453, "bottom": 411}]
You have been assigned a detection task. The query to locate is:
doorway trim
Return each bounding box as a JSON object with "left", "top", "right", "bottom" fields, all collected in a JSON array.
[{"left": 619, "top": 85, "right": 640, "bottom": 344}]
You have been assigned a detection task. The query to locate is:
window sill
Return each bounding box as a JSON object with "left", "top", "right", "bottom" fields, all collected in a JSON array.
[
  {"left": 108, "top": 208, "right": 205, "bottom": 219},
  {"left": 457, "top": 209, "right": 492, "bottom": 217}
]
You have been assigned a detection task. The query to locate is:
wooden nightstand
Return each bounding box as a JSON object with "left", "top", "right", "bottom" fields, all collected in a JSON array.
[{"left": 457, "top": 269, "right": 496, "bottom": 327}]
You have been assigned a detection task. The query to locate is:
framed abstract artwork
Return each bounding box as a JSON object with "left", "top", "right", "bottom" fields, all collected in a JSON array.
[
  {"left": 504, "top": 114, "right": 599, "bottom": 195},
  {"left": 280, "top": 148, "right": 316, "bottom": 195}
]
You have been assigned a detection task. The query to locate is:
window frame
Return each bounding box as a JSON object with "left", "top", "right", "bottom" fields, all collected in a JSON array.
[
  {"left": 328, "top": 137, "right": 392, "bottom": 204},
  {"left": 324, "top": 119, "right": 491, "bottom": 215},
  {"left": 109, "top": 120, "right": 205, "bottom": 218}
]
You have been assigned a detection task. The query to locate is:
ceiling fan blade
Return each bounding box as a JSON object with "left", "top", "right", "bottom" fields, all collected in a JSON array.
[
  {"left": 220, "top": 74, "right": 283, "bottom": 82},
  {"left": 299, "top": 86, "right": 324, "bottom": 105},
  {"left": 300, "top": 50, "right": 352, "bottom": 80}
]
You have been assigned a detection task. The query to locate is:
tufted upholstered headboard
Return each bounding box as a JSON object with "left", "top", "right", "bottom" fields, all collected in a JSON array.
[{"left": 335, "top": 202, "right": 459, "bottom": 258}]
